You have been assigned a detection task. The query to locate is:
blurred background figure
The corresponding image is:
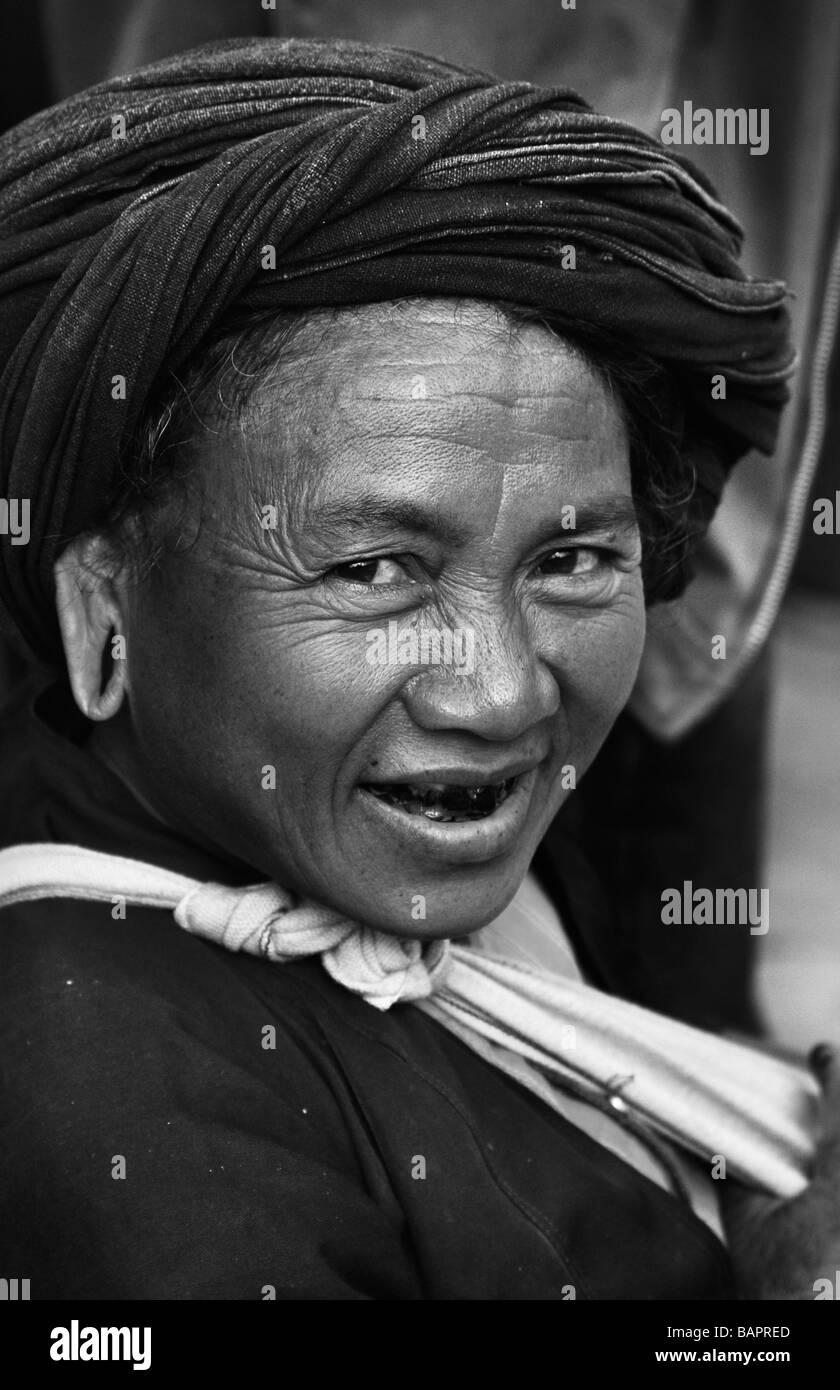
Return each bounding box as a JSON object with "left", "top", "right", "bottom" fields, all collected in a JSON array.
[{"left": 2, "top": 0, "right": 838, "bottom": 1044}]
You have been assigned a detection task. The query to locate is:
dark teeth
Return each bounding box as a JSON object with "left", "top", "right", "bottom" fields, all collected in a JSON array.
[{"left": 364, "top": 777, "right": 516, "bottom": 821}]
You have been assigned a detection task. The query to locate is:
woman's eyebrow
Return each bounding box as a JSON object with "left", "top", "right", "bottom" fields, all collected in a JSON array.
[
  {"left": 308, "top": 496, "right": 464, "bottom": 545},
  {"left": 308, "top": 493, "right": 639, "bottom": 544},
  {"left": 555, "top": 497, "right": 640, "bottom": 538}
]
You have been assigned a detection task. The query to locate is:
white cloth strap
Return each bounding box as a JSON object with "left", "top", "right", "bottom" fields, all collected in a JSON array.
[{"left": 0, "top": 842, "right": 818, "bottom": 1198}]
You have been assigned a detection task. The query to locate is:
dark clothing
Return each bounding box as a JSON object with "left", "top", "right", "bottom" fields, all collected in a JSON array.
[
  {"left": 0, "top": 684, "right": 734, "bottom": 1299},
  {"left": 559, "top": 648, "right": 771, "bottom": 1035}
]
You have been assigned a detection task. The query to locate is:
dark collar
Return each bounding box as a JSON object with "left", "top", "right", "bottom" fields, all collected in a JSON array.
[{"left": 1, "top": 678, "right": 254, "bottom": 885}]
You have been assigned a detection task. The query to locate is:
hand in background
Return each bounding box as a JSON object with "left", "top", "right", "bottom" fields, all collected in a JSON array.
[{"left": 723, "top": 1046, "right": 840, "bottom": 1299}]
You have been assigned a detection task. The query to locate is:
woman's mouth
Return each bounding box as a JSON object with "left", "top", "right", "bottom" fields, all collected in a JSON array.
[
  {"left": 362, "top": 778, "right": 516, "bottom": 822},
  {"left": 356, "top": 766, "right": 539, "bottom": 865}
]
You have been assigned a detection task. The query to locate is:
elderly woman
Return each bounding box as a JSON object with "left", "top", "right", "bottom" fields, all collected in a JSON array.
[{"left": 0, "top": 38, "right": 835, "bottom": 1302}]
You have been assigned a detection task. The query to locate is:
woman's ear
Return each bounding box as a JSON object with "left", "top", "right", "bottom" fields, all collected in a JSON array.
[{"left": 54, "top": 535, "right": 130, "bottom": 722}]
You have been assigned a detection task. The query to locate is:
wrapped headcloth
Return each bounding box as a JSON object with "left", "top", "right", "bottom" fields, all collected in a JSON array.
[{"left": 0, "top": 37, "right": 794, "bottom": 662}]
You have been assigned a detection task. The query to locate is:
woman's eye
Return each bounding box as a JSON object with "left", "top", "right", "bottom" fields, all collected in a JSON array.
[
  {"left": 537, "top": 547, "right": 604, "bottom": 579},
  {"left": 331, "top": 556, "right": 413, "bottom": 586}
]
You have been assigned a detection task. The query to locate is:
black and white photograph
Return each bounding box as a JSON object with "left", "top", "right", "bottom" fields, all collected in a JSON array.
[{"left": 0, "top": 0, "right": 839, "bottom": 1354}]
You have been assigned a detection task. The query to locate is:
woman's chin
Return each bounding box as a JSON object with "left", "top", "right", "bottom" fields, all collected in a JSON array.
[{"left": 347, "top": 868, "right": 529, "bottom": 941}]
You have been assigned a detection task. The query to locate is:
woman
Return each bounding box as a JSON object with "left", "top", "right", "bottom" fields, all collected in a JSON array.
[{"left": 0, "top": 38, "right": 833, "bottom": 1301}]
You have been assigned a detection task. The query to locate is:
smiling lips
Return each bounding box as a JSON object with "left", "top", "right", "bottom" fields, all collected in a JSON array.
[{"left": 363, "top": 777, "right": 517, "bottom": 822}]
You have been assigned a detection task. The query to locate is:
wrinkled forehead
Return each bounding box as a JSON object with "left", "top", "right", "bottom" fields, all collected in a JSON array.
[
  {"left": 250, "top": 297, "right": 612, "bottom": 411},
  {"left": 211, "top": 298, "right": 629, "bottom": 512}
]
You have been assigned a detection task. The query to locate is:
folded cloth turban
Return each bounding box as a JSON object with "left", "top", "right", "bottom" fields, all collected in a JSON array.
[{"left": 0, "top": 37, "right": 794, "bottom": 663}]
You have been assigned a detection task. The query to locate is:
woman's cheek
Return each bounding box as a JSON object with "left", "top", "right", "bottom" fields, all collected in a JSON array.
[
  {"left": 592, "top": 603, "right": 646, "bottom": 714},
  {"left": 550, "top": 592, "right": 646, "bottom": 752},
  {"left": 240, "top": 619, "right": 392, "bottom": 758}
]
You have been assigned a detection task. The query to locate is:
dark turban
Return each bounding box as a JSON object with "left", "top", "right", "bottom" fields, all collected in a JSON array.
[{"left": 0, "top": 37, "right": 793, "bottom": 662}]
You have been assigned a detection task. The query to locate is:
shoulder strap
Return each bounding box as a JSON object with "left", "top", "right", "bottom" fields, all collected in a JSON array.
[{"left": 0, "top": 842, "right": 198, "bottom": 910}]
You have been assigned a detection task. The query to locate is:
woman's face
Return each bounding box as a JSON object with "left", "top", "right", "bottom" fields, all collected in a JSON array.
[{"left": 113, "top": 299, "right": 646, "bottom": 936}]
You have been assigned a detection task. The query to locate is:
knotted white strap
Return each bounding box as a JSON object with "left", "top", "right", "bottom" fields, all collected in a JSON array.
[
  {"left": 0, "top": 842, "right": 819, "bottom": 1196},
  {"left": 0, "top": 844, "right": 449, "bottom": 1009},
  {"left": 176, "top": 878, "right": 449, "bottom": 1006}
]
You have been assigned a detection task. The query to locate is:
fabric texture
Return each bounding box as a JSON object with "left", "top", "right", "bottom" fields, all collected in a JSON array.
[
  {"left": 0, "top": 837, "right": 818, "bottom": 1198},
  {"left": 0, "top": 36, "right": 794, "bottom": 661}
]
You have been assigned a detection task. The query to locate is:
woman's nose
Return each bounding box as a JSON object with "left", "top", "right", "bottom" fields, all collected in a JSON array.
[{"left": 401, "top": 612, "right": 561, "bottom": 741}]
